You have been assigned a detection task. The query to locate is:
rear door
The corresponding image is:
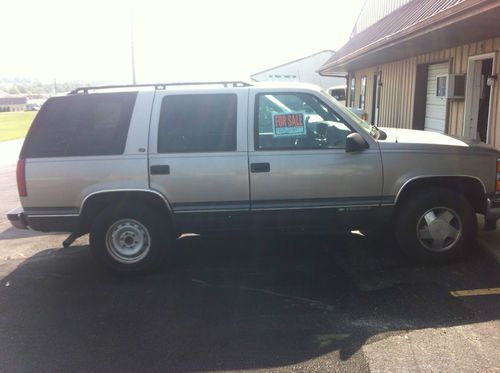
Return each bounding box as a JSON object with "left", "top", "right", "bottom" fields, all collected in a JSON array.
[
  {"left": 148, "top": 88, "right": 249, "bottom": 231},
  {"left": 247, "top": 88, "right": 383, "bottom": 230}
]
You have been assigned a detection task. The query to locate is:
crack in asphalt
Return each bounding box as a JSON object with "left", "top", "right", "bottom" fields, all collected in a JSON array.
[{"left": 191, "top": 278, "right": 336, "bottom": 311}]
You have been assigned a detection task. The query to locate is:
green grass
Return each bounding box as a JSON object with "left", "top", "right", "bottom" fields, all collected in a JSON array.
[{"left": 0, "top": 111, "right": 37, "bottom": 142}]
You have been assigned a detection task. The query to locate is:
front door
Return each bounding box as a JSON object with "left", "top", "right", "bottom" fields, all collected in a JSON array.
[
  {"left": 424, "top": 62, "right": 448, "bottom": 133},
  {"left": 247, "top": 90, "right": 383, "bottom": 230},
  {"left": 464, "top": 57, "right": 494, "bottom": 142}
]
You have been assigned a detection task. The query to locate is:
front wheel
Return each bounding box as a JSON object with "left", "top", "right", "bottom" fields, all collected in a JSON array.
[
  {"left": 90, "top": 204, "right": 170, "bottom": 273},
  {"left": 394, "top": 188, "right": 477, "bottom": 264}
]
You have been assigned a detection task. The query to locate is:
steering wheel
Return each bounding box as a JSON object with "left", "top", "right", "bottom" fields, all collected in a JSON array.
[{"left": 295, "top": 120, "right": 328, "bottom": 148}]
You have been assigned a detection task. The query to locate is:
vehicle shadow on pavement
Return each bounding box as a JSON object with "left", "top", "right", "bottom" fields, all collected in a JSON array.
[
  {"left": 0, "top": 232, "right": 499, "bottom": 372},
  {"left": 0, "top": 226, "right": 58, "bottom": 240}
]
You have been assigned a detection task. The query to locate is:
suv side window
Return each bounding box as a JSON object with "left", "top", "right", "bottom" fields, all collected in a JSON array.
[
  {"left": 22, "top": 92, "right": 137, "bottom": 158},
  {"left": 255, "top": 93, "right": 353, "bottom": 150},
  {"left": 330, "top": 89, "right": 346, "bottom": 101},
  {"left": 158, "top": 94, "right": 237, "bottom": 153}
]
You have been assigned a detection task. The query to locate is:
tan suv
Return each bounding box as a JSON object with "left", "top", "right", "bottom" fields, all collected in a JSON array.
[{"left": 7, "top": 81, "right": 500, "bottom": 272}]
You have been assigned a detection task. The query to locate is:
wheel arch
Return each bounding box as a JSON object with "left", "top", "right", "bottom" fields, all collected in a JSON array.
[
  {"left": 79, "top": 189, "right": 174, "bottom": 233},
  {"left": 394, "top": 176, "right": 487, "bottom": 214}
]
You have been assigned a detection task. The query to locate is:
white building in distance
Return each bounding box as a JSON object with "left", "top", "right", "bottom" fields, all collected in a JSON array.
[{"left": 250, "top": 50, "right": 345, "bottom": 90}]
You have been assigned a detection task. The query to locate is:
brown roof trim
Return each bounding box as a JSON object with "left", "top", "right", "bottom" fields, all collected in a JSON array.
[{"left": 319, "top": 0, "right": 499, "bottom": 74}]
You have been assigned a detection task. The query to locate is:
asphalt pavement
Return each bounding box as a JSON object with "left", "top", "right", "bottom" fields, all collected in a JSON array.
[{"left": 0, "top": 139, "right": 499, "bottom": 373}]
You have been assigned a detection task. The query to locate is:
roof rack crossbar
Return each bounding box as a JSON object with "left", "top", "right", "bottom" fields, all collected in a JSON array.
[{"left": 69, "top": 81, "right": 252, "bottom": 94}]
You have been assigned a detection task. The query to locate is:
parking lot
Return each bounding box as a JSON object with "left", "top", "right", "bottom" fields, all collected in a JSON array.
[{"left": 1, "top": 139, "right": 500, "bottom": 372}]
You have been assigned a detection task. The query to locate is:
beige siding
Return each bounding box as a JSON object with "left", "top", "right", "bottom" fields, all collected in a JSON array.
[
  {"left": 351, "top": 37, "right": 500, "bottom": 149},
  {"left": 377, "top": 58, "right": 417, "bottom": 128}
]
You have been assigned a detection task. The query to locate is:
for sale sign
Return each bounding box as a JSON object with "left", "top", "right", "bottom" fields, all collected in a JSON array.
[{"left": 272, "top": 112, "right": 306, "bottom": 137}]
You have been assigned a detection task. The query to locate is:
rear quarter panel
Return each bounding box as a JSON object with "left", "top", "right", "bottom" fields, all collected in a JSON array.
[{"left": 21, "top": 91, "right": 154, "bottom": 212}]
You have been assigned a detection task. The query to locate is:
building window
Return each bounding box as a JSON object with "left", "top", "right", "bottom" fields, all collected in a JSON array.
[
  {"left": 359, "top": 76, "right": 367, "bottom": 110},
  {"left": 350, "top": 76, "right": 356, "bottom": 106},
  {"left": 436, "top": 75, "right": 447, "bottom": 97}
]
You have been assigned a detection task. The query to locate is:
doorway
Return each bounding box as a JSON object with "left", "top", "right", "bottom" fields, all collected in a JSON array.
[{"left": 464, "top": 54, "right": 495, "bottom": 142}]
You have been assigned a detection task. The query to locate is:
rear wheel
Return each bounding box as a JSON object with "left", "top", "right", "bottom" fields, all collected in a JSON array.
[
  {"left": 90, "top": 204, "right": 171, "bottom": 273},
  {"left": 394, "top": 188, "right": 476, "bottom": 264}
]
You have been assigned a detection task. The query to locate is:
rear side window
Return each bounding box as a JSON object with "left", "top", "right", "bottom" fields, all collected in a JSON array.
[
  {"left": 22, "top": 92, "right": 137, "bottom": 158},
  {"left": 330, "top": 89, "right": 345, "bottom": 101},
  {"left": 158, "top": 94, "right": 237, "bottom": 153}
]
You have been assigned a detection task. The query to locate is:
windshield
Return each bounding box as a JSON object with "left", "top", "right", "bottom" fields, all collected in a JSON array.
[{"left": 319, "top": 90, "right": 372, "bottom": 135}]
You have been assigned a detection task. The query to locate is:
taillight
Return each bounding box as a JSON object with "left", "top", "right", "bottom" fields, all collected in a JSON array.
[
  {"left": 496, "top": 158, "right": 500, "bottom": 193},
  {"left": 16, "top": 159, "right": 27, "bottom": 197}
]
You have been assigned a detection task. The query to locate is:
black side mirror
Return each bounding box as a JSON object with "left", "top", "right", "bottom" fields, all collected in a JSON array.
[{"left": 345, "top": 133, "right": 369, "bottom": 152}]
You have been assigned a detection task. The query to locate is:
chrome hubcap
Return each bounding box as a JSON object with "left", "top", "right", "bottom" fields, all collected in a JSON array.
[
  {"left": 105, "top": 219, "right": 151, "bottom": 264},
  {"left": 416, "top": 207, "right": 462, "bottom": 252}
]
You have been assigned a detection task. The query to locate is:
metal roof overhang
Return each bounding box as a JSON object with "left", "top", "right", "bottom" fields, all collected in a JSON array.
[{"left": 320, "top": 0, "right": 500, "bottom": 74}]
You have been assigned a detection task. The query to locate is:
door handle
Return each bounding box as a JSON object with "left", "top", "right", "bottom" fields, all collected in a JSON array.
[
  {"left": 250, "top": 162, "right": 270, "bottom": 173},
  {"left": 150, "top": 165, "right": 170, "bottom": 175}
]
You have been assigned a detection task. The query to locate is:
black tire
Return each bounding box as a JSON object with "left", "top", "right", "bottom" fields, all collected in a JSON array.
[
  {"left": 89, "top": 204, "right": 171, "bottom": 273},
  {"left": 394, "top": 187, "right": 477, "bottom": 264}
]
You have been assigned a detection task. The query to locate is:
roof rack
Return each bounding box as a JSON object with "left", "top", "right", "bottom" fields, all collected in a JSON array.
[{"left": 69, "top": 81, "right": 252, "bottom": 94}]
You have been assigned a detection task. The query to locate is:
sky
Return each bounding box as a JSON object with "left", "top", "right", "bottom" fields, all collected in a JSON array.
[{"left": 0, "top": 0, "right": 365, "bottom": 84}]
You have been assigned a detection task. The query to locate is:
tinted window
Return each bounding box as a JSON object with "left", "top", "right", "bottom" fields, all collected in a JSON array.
[
  {"left": 158, "top": 94, "right": 237, "bottom": 153},
  {"left": 255, "top": 93, "right": 353, "bottom": 150},
  {"left": 330, "top": 89, "right": 345, "bottom": 101},
  {"left": 22, "top": 92, "right": 137, "bottom": 158}
]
